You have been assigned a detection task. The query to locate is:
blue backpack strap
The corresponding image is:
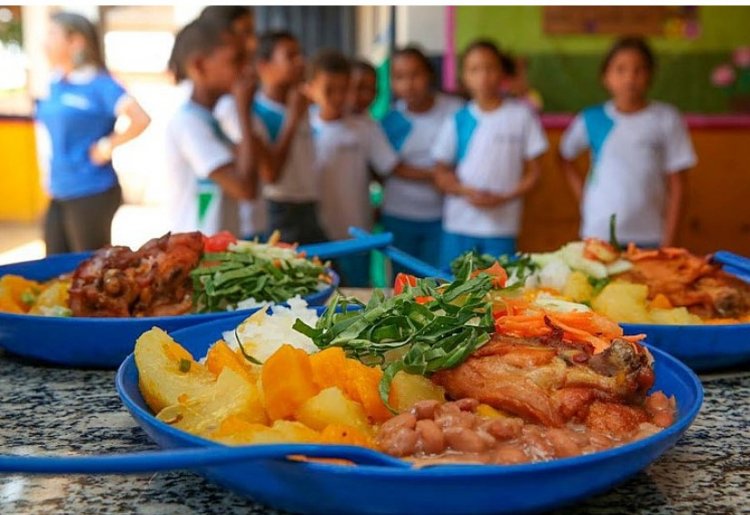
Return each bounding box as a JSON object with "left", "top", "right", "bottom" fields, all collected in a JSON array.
[
  {"left": 252, "top": 99, "right": 284, "bottom": 143},
  {"left": 582, "top": 104, "right": 615, "bottom": 166},
  {"left": 455, "top": 106, "right": 478, "bottom": 163},
  {"left": 380, "top": 110, "right": 412, "bottom": 152}
]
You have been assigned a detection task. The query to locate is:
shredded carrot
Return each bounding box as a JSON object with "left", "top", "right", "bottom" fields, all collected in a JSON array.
[{"left": 494, "top": 306, "right": 644, "bottom": 355}]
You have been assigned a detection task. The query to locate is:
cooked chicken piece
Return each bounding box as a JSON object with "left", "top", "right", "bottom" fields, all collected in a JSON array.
[
  {"left": 431, "top": 334, "right": 653, "bottom": 430},
  {"left": 68, "top": 232, "right": 204, "bottom": 317},
  {"left": 618, "top": 246, "right": 750, "bottom": 318}
]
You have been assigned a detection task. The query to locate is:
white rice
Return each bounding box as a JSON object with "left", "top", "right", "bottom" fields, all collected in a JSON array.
[{"left": 221, "top": 296, "right": 320, "bottom": 362}]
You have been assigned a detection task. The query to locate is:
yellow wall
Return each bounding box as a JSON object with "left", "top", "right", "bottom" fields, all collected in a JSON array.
[{"left": 0, "top": 119, "right": 45, "bottom": 221}]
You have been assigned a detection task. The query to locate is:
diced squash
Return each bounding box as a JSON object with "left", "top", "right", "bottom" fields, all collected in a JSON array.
[
  {"left": 650, "top": 293, "right": 673, "bottom": 310},
  {"left": 388, "top": 371, "right": 446, "bottom": 413},
  {"left": 135, "top": 328, "right": 215, "bottom": 413},
  {"left": 319, "top": 424, "right": 375, "bottom": 448},
  {"left": 344, "top": 362, "right": 392, "bottom": 423},
  {"left": 0, "top": 275, "right": 41, "bottom": 308},
  {"left": 205, "top": 339, "right": 260, "bottom": 383},
  {"left": 296, "top": 387, "right": 372, "bottom": 435},
  {"left": 476, "top": 403, "right": 504, "bottom": 419},
  {"left": 262, "top": 344, "right": 319, "bottom": 421},
  {"left": 0, "top": 297, "right": 24, "bottom": 314},
  {"left": 310, "top": 347, "right": 392, "bottom": 423},
  {"left": 310, "top": 347, "right": 349, "bottom": 391}
]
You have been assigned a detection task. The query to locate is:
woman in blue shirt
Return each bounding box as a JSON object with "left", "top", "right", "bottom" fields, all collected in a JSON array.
[{"left": 36, "top": 12, "right": 150, "bottom": 254}]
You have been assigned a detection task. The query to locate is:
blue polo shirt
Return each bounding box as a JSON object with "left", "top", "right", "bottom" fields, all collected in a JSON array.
[{"left": 36, "top": 67, "right": 126, "bottom": 200}]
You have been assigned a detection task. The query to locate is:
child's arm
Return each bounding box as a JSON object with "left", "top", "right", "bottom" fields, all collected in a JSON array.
[
  {"left": 393, "top": 163, "right": 434, "bottom": 182},
  {"left": 208, "top": 75, "right": 259, "bottom": 200},
  {"left": 663, "top": 171, "right": 686, "bottom": 247},
  {"left": 259, "top": 86, "right": 308, "bottom": 184},
  {"left": 560, "top": 156, "right": 585, "bottom": 203},
  {"left": 559, "top": 114, "right": 589, "bottom": 203},
  {"left": 467, "top": 157, "right": 542, "bottom": 207},
  {"left": 434, "top": 163, "right": 468, "bottom": 195}
]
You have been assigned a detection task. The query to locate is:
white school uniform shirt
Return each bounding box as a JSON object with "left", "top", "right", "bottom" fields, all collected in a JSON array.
[
  {"left": 311, "top": 112, "right": 399, "bottom": 240},
  {"left": 560, "top": 101, "right": 697, "bottom": 244},
  {"left": 164, "top": 100, "right": 239, "bottom": 235},
  {"left": 214, "top": 94, "right": 268, "bottom": 237},
  {"left": 431, "top": 99, "right": 548, "bottom": 238},
  {"left": 252, "top": 92, "right": 318, "bottom": 203},
  {"left": 380, "top": 94, "right": 464, "bottom": 221}
]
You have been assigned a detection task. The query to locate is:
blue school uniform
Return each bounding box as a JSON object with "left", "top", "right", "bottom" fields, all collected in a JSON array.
[{"left": 35, "top": 67, "right": 126, "bottom": 200}]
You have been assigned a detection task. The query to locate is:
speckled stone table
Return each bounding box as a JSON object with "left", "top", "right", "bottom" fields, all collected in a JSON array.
[{"left": 1, "top": 346, "right": 749, "bottom": 514}]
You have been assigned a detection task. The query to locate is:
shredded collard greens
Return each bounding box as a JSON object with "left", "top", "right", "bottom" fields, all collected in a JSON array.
[
  {"left": 293, "top": 260, "right": 496, "bottom": 410},
  {"left": 450, "top": 250, "right": 539, "bottom": 288},
  {"left": 190, "top": 244, "right": 328, "bottom": 313}
]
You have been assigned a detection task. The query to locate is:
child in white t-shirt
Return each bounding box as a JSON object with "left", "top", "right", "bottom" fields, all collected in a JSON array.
[
  {"left": 165, "top": 19, "right": 259, "bottom": 236},
  {"left": 306, "top": 50, "right": 399, "bottom": 286},
  {"left": 347, "top": 59, "right": 378, "bottom": 117},
  {"left": 381, "top": 46, "right": 463, "bottom": 272},
  {"left": 560, "top": 37, "right": 696, "bottom": 247},
  {"left": 253, "top": 31, "right": 326, "bottom": 244},
  {"left": 432, "top": 40, "right": 548, "bottom": 268}
]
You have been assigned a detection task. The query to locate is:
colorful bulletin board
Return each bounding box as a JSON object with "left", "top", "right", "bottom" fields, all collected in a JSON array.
[
  {"left": 454, "top": 6, "right": 750, "bottom": 113},
  {"left": 542, "top": 6, "right": 700, "bottom": 38}
]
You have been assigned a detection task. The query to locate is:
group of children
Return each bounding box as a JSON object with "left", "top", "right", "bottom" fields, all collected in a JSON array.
[{"left": 164, "top": 7, "right": 697, "bottom": 287}]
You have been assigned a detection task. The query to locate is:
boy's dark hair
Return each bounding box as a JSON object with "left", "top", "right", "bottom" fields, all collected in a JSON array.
[
  {"left": 600, "top": 36, "right": 656, "bottom": 75},
  {"left": 168, "top": 18, "right": 228, "bottom": 83},
  {"left": 392, "top": 45, "right": 435, "bottom": 78},
  {"left": 257, "top": 31, "right": 298, "bottom": 61},
  {"left": 461, "top": 38, "right": 514, "bottom": 75},
  {"left": 352, "top": 58, "right": 376, "bottom": 77},
  {"left": 309, "top": 49, "right": 351, "bottom": 78},
  {"left": 199, "top": 6, "right": 253, "bottom": 30}
]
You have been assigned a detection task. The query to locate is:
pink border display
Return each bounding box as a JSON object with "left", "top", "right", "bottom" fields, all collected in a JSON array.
[{"left": 443, "top": 6, "right": 457, "bottom": 93}]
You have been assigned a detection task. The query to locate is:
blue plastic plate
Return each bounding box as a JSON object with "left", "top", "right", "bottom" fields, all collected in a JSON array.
[
  {"left": 0, "top": 253, "right": 338, "bottom": 368},
  {"left": 621, "top": 322, "right": 750, "bottom": 372},
  {"left": 116, "top": 315, "right": 703, "bottom": 515}
]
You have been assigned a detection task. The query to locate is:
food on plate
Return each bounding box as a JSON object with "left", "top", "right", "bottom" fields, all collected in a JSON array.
[
  {"left": 452, "top": 236, "right": 750, "bottom": 324},
  {"left": 135, "top": 260, "right": 676, "bottom": 466},
  {"left": 70, "top": 232, "right": 204, "bottom": 317},
  {"left": 0, "top": 231, "right": 332, "bottom": 318}
]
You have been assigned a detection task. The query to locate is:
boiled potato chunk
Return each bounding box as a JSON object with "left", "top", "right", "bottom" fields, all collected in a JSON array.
[
  {"left": 650, "top": 307, "right": 702, "bottom": 325},
  {"left": 29, "top": 280, "right": 70, "bottom": 314},
  {"left": 157, "top": 367, "right": 267, "bottom": 437},
  {"left": 388, "top": 371, "right": 446, "bottom": 414},
  {"left": 591, "top": 282, "right": 651, "bottom": 323},
  {"left": 213, "top": 418, "right": 319, "bottom": 446},
  {"left": 296, "top": 387, "right": 372, "bottom": 435},
  {"left": 562, "top": 271, "right": 594, "bottom": 303},
  {"left": 135, "top": 327, "right": 215, "bottom": 413}
]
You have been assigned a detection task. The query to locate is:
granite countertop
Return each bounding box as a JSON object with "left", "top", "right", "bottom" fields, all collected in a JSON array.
[{"left": 1, "top": 330, "right": 748, "bottom": 514}]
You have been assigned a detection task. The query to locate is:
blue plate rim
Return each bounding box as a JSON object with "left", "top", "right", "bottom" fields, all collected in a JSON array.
[{"left": 115, "top": 322, "right": 704, "bottom": 477}]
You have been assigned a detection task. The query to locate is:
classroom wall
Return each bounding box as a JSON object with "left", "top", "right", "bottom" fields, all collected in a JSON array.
[{"left": 455, "top": 6, "right": 750, "bottom": 113}]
